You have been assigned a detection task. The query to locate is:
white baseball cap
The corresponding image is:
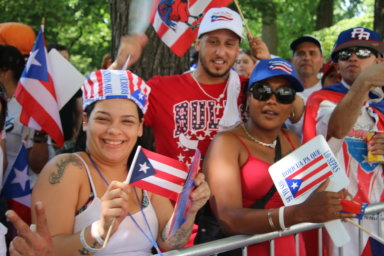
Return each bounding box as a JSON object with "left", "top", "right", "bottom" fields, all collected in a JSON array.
[{"left": 197, "top": 7, "right": 244, "bottom": 39}]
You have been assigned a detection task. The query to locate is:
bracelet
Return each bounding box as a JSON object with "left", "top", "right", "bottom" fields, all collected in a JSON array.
[
  {"left": 267, "top": 209, "right": 277, "bottom": 231},
  {"left": 80, "top": 226, "right": 101, "bottom": 252},
  {"left": 91, "top": 221, "right": 105, "bottom": 246},
  {"left": 279, "top": 206, "right": 286, "bottom": 230},
  {"left": 33, "top": 131, "right": 48, "bottom": 143}
]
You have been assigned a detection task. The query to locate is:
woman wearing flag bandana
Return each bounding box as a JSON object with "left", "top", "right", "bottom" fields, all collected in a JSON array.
[
  {"left": 8, "top": 69, "right": 210, "bottom": 256},
  {"left": 204, "top": 58, "right": 355, "bottom": 256}
]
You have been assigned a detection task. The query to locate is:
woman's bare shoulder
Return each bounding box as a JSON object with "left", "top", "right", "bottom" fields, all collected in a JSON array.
[{"left": 38, "top": 153, "right": 86, "bottom": 186}]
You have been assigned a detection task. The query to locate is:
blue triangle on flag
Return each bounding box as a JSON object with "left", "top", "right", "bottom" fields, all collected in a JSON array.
[
  {"left": 21, "top": 29, "right": 49, "bottom": 82},
  {"left": 129, "top": 149, "right": 157, "bottom": 184},
  {"left": 1, "top": 145, "right": 30, "bottom": 198},
  {"left": 131, "top": 90, "right": 146, "bottom": 107},
  {"left": 285, "top": 179, "right": 302, "bottom": 198}
]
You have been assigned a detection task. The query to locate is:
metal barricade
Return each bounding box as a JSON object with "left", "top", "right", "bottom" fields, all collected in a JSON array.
[{"left": 158, "top": 202, "right": 384, "bottom": 256}]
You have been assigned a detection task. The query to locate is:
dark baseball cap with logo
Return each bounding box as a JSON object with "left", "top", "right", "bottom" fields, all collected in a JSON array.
[
  {"left": 331, "top": 27, "right": 384, "bottom": 61},
  {"left": 290, "top": 35, "right": 323, "bottom": 54}
]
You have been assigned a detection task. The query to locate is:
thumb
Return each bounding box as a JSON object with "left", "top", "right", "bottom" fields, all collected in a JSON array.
[
  {"left": 34, "top": 202, "right": 51, "bottom": 238},
  {"left": 315, "top": 178, "right": 330, "bottom": 192}
]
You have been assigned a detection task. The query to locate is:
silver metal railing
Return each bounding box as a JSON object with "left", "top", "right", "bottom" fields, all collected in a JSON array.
[{"left": 158, "top": 202, "right": 384, "bottom": 256}]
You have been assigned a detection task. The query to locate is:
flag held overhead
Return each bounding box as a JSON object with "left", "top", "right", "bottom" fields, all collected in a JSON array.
[{"left": 15, "top": 26, "right": 64, "bottom": 147}]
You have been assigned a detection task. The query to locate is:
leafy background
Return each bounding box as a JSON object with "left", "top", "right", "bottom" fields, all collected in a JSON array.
[{"left": 0, "top": 0, "right": 376, "bottom": 74}]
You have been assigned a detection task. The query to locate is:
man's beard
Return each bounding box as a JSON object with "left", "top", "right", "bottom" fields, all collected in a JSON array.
[{"left": 200, "top": 59, "right": 232, "bottom": 79}]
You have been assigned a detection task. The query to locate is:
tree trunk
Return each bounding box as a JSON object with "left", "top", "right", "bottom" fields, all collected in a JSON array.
[
  {"left": 260, "top": 3, "right": 278, "bottom": 54},
  {"left": 315, "top": 0, "right": 334, "bottom": 30},
  {"left": 110, "top": 0, "right": 190, "bottom": 151},
  {"left": 374, "top": 0, "right": 384, "bottom": 39},
  {"left": 110, "top": 0, "right": 190, "bottom": 80}
]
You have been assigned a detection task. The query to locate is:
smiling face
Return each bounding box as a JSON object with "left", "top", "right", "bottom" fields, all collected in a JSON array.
[
  {"left": 195, "top": 29, "right": 240, "bottom": 80},
  {"left": 247, "top": 76, "right": 294, "bottom": 131},
  {"left": 83, "top": 98, "right": 143, "bottom": 165}
]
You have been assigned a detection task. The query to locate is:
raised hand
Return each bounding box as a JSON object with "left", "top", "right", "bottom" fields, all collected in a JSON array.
[
  {"left": 7, "top": 202, "right": 54, "bottom": 256},
  {"left": 109, "top": 34, "right": 148, "bottom": 70},
  {"left": 248, "top": 33, "right": 271, "bottom": 60}
]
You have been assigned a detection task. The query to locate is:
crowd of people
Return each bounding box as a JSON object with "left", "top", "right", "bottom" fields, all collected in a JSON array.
[{"left": 0, "top": 5, "right": 383, "bottom": 256}]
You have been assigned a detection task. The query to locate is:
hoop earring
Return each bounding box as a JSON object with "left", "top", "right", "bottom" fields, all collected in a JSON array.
[{"left": 289, "top": 111, "right": 295, "bottom": 119}]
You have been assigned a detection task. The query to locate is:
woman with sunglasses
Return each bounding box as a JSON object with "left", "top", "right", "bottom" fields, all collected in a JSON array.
[{"left": 204, "top": 58, "right": 354, "bottom": 256}]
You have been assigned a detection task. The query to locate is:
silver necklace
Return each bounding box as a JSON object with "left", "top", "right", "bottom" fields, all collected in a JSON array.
[
  {"left": 241, "top": 123, "right": 277, "bottom": 149},
  {"left": 191, "top": 72, "right": 229, "bottom": 114}
]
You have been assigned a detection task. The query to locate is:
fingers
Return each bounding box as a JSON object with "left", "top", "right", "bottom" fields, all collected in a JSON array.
[
  {"left": 5, "top": 210, "right": 32, "bottom": 240},
  {"left": 190, "top": 173, "right": 210, "bottom": 209},
  {"left": 34, "top": 202, "right": 50, "bottom": 240},
  {"left": 9, "top": 240, "right": 24, "bottom": 256},
  {"left": 315, "top": 178, "right": 330, "bottom": 192},
  {"left": 368, "top": 133, "right": 384, "bottom": 155}
]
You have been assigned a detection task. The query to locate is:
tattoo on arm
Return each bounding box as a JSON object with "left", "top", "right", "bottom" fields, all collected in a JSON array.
[
  {"left": 49, "top": 155, "right": 83, "bottom": 184},
  {"left": 161, "top": 221, "right": 191, "bottom": 249},
  {"left": 78, "top": 248, "right": 91, "bottom": 255},
  {"left": 78, "top": 241, "right": 98, "bottom": 255}
]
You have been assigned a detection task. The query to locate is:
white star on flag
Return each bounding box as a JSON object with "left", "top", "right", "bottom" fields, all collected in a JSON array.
[
  {"left": 11, "top": 166, "right": 29, "bottom": 191},
  {"left": 25, "top": 49, "right": 41, "bottom": 72},
  {"left": 139, "top": 162, "right": 150, "bottom": 174},
  {"left": 291, "top": 182, "right": 298, "bottom": 189},
  {"left": 177, "top": 153, "right": 185, "bottom": 162}
]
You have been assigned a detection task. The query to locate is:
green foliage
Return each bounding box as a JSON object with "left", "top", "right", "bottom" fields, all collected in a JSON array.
[
  {"left": 234, "top": 0, "right": 374, "bottom": 60},
  {"left": 314, "top": 14, "right": 373, "bottom": 60},
  {"left": 0, "top": 0, "right": 111, "bottom": 74}
]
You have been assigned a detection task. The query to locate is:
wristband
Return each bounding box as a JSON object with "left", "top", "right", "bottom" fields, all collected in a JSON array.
[
  {"left": 80, "top": 226, "right": 101, "bottom": 252},
  {"left": 91, "top": 221, "right": 105, "bottom": 246},
  {"left": 278, "top": 206, "right": 286, "bottom": 230},
  {"left": 267, "top": 209, "right": 277, "bottom": 231}
]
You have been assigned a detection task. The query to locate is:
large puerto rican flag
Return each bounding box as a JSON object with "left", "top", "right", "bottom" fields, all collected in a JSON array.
[
  {"left": 1, "top": 144, "right": 31, "bottom": 224},
  {"left": 15, "top": 26, "right": 64, "bottom": 147},
  {"left": 126, "top": 146, "right": 189, "bottom": 201},
  {"left": 151, "top": 0, "right": 233, "bottom": 56}
]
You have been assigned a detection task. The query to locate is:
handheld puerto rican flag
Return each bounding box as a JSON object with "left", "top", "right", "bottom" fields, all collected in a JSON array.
[
  {"left": 1, "top": 144, "right": 31, "bottom": 224},
  {"left": 126, "top": 146, "right": 189, "bottom": 201},
  {"left": 15, "top": 26, "right": 64, "bottom": 147},
  {"left": 151, "top": 0, "right": 233, "bottom": 56},
  {"left": 269, "top": 135, "right": 350, "bottom": 246},
  {"left": 168, "top": 149, "right": 201, "bottom": 236}
]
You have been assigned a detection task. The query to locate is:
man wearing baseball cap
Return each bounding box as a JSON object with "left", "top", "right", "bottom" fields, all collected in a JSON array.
[
  {"left": 303, "top": 27, "right": 384, "bottom": 256},
  {"left": 103, "top": 6, "right": 252, "bottom": 249},
  {"left": 285, "top": 35, "right": 324, "bottom": 139}
]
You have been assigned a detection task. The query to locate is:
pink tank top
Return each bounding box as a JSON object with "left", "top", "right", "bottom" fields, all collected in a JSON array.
[{"left": 236, "top": 131, "right": 306, "bottom": 256}]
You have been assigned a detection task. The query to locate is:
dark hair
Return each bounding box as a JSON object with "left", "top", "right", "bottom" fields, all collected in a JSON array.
[
  {"left": 60, "top": 89, "right": 82, "bottom": 141},
  {"left": 0, "top": 45, "right": 25, "bottom": 81},
  {"left": 47, "top": 43, "right": 68, "bottom": 53},
  {"left": 0, "top": 86, "right": 7, "bottom": 131},
  {"left": 74, "top": 100, "right": 145, "bottom": 167}
]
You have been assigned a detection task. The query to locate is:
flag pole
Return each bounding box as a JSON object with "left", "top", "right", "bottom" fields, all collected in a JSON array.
[
  {"left": 233, "top": 0, "right": 252, "bottom": 37},
  {"left": 41, "top": 17, "right": 45, "bottom": 31},
  {"left": 345, "top": 218, "right": 384, "bottom": 245}
]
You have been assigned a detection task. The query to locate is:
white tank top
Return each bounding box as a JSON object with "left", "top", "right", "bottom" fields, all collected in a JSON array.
[{"left": 73, "top": 153, "right": 159, "bottom": 256}]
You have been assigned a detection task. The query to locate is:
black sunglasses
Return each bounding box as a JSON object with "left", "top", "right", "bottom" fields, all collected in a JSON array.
[
  {"left": 248, "top": 83, "right": 296, "bottom": 104},
  {"left": 337, "top": 47, "right": 376, "bottom": 61}
]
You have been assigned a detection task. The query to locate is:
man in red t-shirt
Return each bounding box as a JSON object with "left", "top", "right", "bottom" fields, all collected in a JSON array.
[{"left": 112, "top": 7, "right": 271, "bottom": 165}]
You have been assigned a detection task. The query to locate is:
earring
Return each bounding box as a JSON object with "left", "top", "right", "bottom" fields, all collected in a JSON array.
[{"left": 289, "top": 111, "right": 295, "bottom": 119}]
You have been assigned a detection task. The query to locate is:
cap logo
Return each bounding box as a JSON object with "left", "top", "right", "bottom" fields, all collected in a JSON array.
[
  {"left": 269, "top": 60, "right": 293, "bottom": 74},
  {"left": 211, "top": 11, "right": 233, "bottom": 22},
  {"left": 351, "top": 28, "right": 370, "bottom": 40}
]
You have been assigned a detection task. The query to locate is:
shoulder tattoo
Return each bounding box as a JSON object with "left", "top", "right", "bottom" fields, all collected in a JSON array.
[{"left": 49, "top": 155, "right": 83, "bottom": 185}]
